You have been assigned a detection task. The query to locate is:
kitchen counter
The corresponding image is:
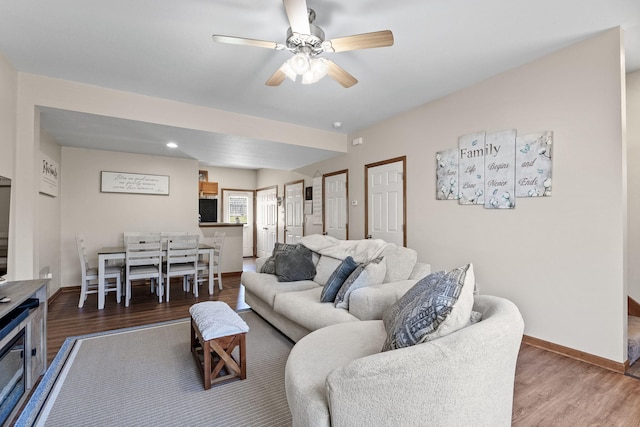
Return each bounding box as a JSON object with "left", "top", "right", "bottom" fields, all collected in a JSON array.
[{"left": 199, "top": 222, "right": 244, "bottom": 228}]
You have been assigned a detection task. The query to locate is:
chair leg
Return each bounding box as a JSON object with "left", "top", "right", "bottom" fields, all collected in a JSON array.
[
  {"left": 125, "top": 279, "right": 131, "bottom": 307},
  {"left": 193, "top": 273, "right": 199, "bottom": 298},
  {"left": 78, "top": 279, "right": 87, "bottom": 308},
  {"left": 116, "top": 275, "right": 122, "bottom": 303}
]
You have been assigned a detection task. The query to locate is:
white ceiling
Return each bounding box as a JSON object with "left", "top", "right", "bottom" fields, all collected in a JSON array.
[{"left": 1, "top": 0, "right": 639, "bottom": 170}]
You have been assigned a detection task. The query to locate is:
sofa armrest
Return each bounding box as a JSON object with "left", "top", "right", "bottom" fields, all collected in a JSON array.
[
  {"left": 326, "top": 295, "right": 524, "bottom": 427},
  {"left": 254, "top": 256, "right": 270, "bottom": 272},
  {"left": 348, "top": 280, "right": 416, "bottom": 320}
]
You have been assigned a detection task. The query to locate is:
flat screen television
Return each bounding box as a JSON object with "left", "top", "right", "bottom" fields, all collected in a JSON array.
[
  {"left": 199, "top": 198, "right": 218, "bottom": 223},
  {"left": 0, "top": 175, "right": 10, "bottom": 280}
]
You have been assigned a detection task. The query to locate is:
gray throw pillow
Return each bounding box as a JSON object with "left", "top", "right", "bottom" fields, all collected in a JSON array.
[
  {"left": 260, "top": 242, "right": 300, "bottom": 274},
  {"left": 274, "top": 246, "right": 316, "bottom": 282},
  {"left": 382, "top": 264, "right": 475, "bottom": 351},
  {"left": 320, "top": 256, "right": 359, "bottom": 302}
]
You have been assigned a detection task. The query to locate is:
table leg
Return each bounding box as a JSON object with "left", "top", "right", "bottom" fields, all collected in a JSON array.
[{"left": 98, "top": 254, "right": 106, "bottom": 310}]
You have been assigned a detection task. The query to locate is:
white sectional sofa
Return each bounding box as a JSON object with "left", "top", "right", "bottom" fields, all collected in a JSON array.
[
  {"left": 241, "top": 235, "right": 524, "bottom": 427},
  {"left": 241, "top": 235, "right": 431, "bottom": 342}
]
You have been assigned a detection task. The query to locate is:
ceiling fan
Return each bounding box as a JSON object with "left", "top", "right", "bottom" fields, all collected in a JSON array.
[{"left": 212, "top": 0, "right": 394, "bottom": 88}]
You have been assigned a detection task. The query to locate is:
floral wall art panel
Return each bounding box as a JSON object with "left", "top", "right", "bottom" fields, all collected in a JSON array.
[
  {"left": 436, "top": 148, "right": 459, "bottom": 200},
  {"left": 515, "top": 131, "right": 553, "bottom": 197},
  {"left": 484, "top": 129, "right": 517, "bottom": 209},
  {"left": 458, "top": 131, "right": 486, "bottom": 205}
]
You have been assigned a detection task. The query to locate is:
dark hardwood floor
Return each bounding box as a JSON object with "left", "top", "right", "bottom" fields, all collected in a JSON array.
[{"left": 45, "top": 262, "right": 640, "bottom": 426}]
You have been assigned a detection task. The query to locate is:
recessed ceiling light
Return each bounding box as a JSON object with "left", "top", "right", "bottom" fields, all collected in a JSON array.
[
  {"left": 332, "top": 121, "right": 342, "bottom": 129},
  {"left": 166, "top": 142, "right": 178, "bottom": 148}
]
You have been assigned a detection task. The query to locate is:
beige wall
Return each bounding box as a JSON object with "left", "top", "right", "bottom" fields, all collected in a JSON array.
[
  {"left": 299, "top": 29, "right": 628, "bottom": 363},
  {"left": 628, "top": 70, "right": 640, "bottom": 301},
  {"left": 60, "top": 147, "right": 200, "bottom": 287},
  {"left": 0, "top": 51, "right": 16, "bottom": 179},
  {"left": 38, "top": 129, "right": 62, "bottom": 295}
]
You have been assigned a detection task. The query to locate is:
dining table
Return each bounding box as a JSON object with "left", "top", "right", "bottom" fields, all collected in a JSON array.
[{"left": 96, "top": 243, "right": 216, "bottom": 310}]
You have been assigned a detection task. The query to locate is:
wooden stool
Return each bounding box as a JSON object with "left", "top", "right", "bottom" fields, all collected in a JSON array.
[{"left": 189, "top": 301, "right": 249, "bottom": 390}]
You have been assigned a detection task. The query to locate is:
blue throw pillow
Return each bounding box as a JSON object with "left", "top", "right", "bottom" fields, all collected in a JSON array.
[{"left": 320, "top": 256, "right": 359, "bottom": 302}]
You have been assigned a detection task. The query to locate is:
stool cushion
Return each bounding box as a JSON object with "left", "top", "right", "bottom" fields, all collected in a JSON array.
[{"left": 189, "top": 301, "right": 249, "bottom": 340}]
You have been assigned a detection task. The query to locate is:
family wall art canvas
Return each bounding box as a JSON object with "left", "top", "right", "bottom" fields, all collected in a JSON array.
[{"left": 436, "top": 130, "right": 553, "bottom": 209}]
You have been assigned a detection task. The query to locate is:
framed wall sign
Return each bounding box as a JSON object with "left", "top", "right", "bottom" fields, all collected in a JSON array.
[
  {"left": 101, "top": 171, "right": 170, "bottom": 195},
  {"left": 40, "top": 152, "right": 59, "bottom": 197}
]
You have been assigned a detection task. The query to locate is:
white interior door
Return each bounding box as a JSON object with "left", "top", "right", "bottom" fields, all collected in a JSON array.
[
  {"left": 284, "top": 181, "right": 304, "bottom": 244},
  {"left": 222, "top": 190, "right": 254, "bottom": 257},
  {"left": 256, "top": 187, "right": 277, "bottom": 258},
  {"left": 366, "top": 158, "right": 406, "bottom": 246},
  {"left": 324, "top": 171, "right": 348, "bottom": 240}
]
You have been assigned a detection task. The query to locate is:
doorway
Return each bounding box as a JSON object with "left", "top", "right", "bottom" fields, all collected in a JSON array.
[
  {"left": 284, "top": 180, "right": 304, "bottom": 244},
  {"left": 323, "top": 170, "right": 348, "bottom": 240},
  {"left": 255, "top": 186, "right": 278, "bottom": 258},
  {"left": 365, "top": 156, "right": 406, "bottom": 246},
  {"left": 221, "top": 189, "right": 255, "bottom": 257}
]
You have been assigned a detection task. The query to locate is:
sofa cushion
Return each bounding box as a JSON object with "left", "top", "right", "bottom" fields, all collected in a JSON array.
[
  {"left": 320, "top": 256, "right": 359, "bottom": 302},
  {"left": 274, "top": 287, "right": 359, "bottom": 331},
  {"left": 275, "top": 246, "right": 316, "bottom": 282},
  {"left": 335, "top": 258, "right": 386, "bottom": 310},
  {"left": 313, "top": 255, "right": 343, "bottom": 286},
  {"left": 260, "top": 242, "right": 301, "bottom": 274},
  {"left": 380, "top": 244, "right": 418, "bottom": 283},
  {"left": 349, "top": 279, "right": 417, "bottom": 321},
  {"left": 382, "top": 264, "right": 475, "bottom": 351},
  {"left": 241, "top": 271, "right": 318, "bottom": 306}
]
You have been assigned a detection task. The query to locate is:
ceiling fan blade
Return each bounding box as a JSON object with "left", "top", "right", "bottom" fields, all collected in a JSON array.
[
  {"left": 326, "top": 60, "right": 358, "bottom": 88},
  {"left": 212, "top": 35, "right": 284, "bottom": 50},
  {"left": 283, "top": 0, "right": 311, "bottom": 35},
  {"left": 266, "top": 68, "right": 287, "bottom": 86},
  {"left": 326, "top": 30, "right": 394, "bottom": 53}
]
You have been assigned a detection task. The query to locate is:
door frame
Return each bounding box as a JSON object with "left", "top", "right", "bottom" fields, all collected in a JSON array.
[
  {"left": 364, "top": 156, "right": 407, "bottom": 247},
  {"left": 323, "top": 169, "right": 349, "bottom": 239},
  {"left": 221, "top": 188, "right": 256, "bottom": 257}
]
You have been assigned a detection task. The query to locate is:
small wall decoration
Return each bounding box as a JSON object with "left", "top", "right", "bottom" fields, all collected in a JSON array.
[
  {"left": 435, "top": 129, "right": 553, "bottom": 209},
  {"left": 101, "top": 171, "right": 170, "bottom": 195},
  {"left": 458, "top": 132, "right": 486, "bottom": 205},
  {"left": 198, "top": 170, "right": 208, "bottom": 182},
  {"left": 436, "top": 148, "right": 459, "bottom": 200},
  {"left": 484, "top": 129, "right": 516, "bottom": 209},
  {"left": 40, "top": 152, "right": 59, "bottom": 197},
  {"left": 516, "top": 131, "right": 553, "bottom": 197}
]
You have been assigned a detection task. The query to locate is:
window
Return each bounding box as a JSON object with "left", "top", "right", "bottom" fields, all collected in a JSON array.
[{"left": 228, "top": 196, "right": 248, "bottom": 224}]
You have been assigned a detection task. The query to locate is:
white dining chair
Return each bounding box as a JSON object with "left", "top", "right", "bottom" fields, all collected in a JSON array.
[
  {"left": 124, "top": 233, "right": 163, "bottom": 307},
  {"left": 193, "top": 231, "right": 224, "bottom": 293},
  {"left": 162, "top": 234, "right": 199, "bottom": 300},
  {"left": 76, "top": 234, "right": 122, "bottom": 308}
]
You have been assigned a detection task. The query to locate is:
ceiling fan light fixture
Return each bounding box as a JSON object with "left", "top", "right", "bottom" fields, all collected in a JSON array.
[
  {"left": 288, "top": 52, "right": 310, "bottom": 74},
  {"left": 302, "top": 57, "right": 329, "bottom": 84},
  {"left": 280, "top": 61, "right": 297, "bottom": 82}
]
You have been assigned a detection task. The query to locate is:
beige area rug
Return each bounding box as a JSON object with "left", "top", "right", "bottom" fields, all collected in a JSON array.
[{"left": 18, "top": 311, "right": 293, "bottom": 426}]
